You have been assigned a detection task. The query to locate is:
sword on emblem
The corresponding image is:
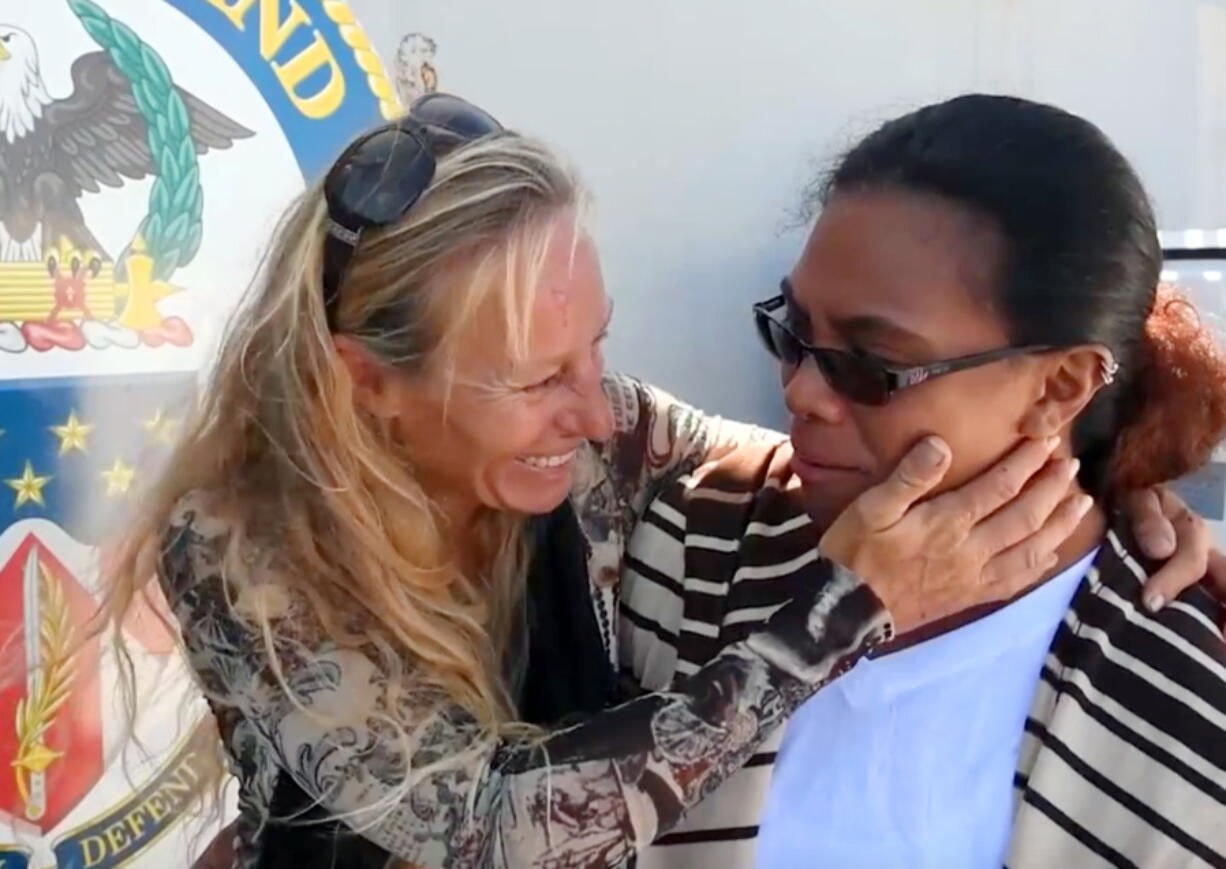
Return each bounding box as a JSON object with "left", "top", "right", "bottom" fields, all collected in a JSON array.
[
  {"left": 19, "top": 548, "right": 47, "bottom": 821},
  {"left": 12, "top": 547, "right": 74, "bottom": 821}
]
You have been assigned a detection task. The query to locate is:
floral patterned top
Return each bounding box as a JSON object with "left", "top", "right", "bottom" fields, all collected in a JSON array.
[{"left": 158, "top": 374, "right": 893, "bottom": 868}]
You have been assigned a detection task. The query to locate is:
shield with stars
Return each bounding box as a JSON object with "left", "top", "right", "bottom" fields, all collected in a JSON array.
[{"left": 0, "top": 1, "right": 398, "bottom": 866}]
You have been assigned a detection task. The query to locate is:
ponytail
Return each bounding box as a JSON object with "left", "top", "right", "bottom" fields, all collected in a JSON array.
[{"left": 1109, "top": 285, "right": 1226, "bottom": 492}]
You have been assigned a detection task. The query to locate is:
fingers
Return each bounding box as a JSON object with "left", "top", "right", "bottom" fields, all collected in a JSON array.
[
  {"left": 922, "top": 437, "right": 1060, "bottom": 536},
  {"left": 968, "top": 456, "right": 1082, "bottom": 558},
  {"left": 849, "top": 436, "right": 951, "bottom": 531},
  {"left": 1121, "top": 487, "right": 1177, "bottom": 560},
  {"left": 981, "top": 493, "right": 1094, "bottom": 593},
  {"left": 1207, "top": 548, "right": 1226, "bottom": 597},
  {"left": 1206, "top": 550, "right": 1226, "bottom": 630},
  {"left": 1141, "top": 494, "right": 1210, "bottom": 612}
]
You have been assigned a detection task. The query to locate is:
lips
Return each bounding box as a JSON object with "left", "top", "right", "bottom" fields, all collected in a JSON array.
[
  {"left": 789, "top": 430, "right": 866, "bottom": 474},
  {"left": 789, "top": 429, "right": 868, "bottom": 480},
  {"left": 792, "top": 449, "right": 863, "bottom": 472}
]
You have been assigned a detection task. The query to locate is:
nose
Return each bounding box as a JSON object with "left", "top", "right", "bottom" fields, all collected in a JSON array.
[
  {"left": 558, "top": 364, "right": 614, "bottom": 442},
  {"left": 783, "top": 357, "right": 849, "bottom": 425}
]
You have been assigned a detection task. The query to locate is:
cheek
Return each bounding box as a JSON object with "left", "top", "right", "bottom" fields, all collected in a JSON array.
[
  {"left": 477, "top": 407, "right": 551, "bottom": 464},
  {"left": 447, "top": 401, "right": 546, "bottom": 469},
  {"left": 855, "top": 375, "right": 1032, "bottom": 497},
  {"left": 404, "top": 397, "right": 548, "bottom": 482},
  {"left": 469, "top": 400, "right": 576, "bottom": 511}
]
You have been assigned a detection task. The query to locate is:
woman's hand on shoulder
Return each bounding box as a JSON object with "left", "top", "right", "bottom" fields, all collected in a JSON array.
[{"left": 1119, "top": 486, "right": 1226, "bottom": 622}]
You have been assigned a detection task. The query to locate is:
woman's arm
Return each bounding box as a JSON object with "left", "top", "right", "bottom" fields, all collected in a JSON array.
[
  {"left": 162, "top": 502, "right": 888, "bottom": 869},
  {"left": 168, "top": 434, "right": 1101, "bottom": 868},
  {"left": 596, "top": 373, "right": 781, "bottom": 515}
]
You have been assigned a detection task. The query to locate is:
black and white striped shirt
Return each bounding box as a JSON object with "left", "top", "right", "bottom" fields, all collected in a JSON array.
[{"left": 619, "top": 441, "right": 1226, "bottom": 868}]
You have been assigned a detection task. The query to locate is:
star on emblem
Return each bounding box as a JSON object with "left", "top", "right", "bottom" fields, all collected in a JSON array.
[
  {"left": 143, "top": 409, "right": 178, "bottom": 445},
  {"left": 100, "top": 458, "right": 135, "bottom": 498},
  {"left": 6, "top": 462, "right": 52, "bottom": 508},
  {"left": 49, "top": 411, "right": 93, "bottom": 455}
]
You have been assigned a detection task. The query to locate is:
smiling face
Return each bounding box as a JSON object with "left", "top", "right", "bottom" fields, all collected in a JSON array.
[
  {"left": 782, "top": 189, "right": 1077, "bottom": 528},
  {"left": 379, "top": 214, "right": 615, "bottom": 519}
]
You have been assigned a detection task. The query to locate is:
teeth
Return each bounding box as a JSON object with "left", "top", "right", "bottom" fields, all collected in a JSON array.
[{"left": 519, "top": 450, "right": 576, "bottom": 469}]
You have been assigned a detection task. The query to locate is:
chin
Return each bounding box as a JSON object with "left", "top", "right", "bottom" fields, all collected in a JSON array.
[
  {"left": 510, "top": 491, "right": 571, "bottom": 516},
  {"left": 479, "top": 459, "right": 579, "bottom": 516},
  {"left": 801, "top": 487, "right": 860, "bottom": 533},
  {"left": 487, "top": 478, "right": 574, "bottom": 516}
]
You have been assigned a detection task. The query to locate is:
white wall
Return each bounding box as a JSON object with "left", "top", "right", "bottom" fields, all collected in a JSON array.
[{"left": 353, "top": 0, "right": 1226, "bottom": 426}]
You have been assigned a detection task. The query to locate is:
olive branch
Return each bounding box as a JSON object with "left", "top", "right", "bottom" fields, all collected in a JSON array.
[{"left": 68, "top": 0, "right": 204, "bottom": 280}]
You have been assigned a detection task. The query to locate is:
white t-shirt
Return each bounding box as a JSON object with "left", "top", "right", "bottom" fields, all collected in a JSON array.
[{"left": 756, "top": 548, "right": 1098, "bottom": 869}]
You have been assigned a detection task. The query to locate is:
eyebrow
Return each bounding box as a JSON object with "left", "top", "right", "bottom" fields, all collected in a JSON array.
[
  {"left": 782, "top": 276, "right": 936, "bottom": 359},
  {"left": 832, "top": 314, "right": 937, "bottom": 359},
  {"left": 779, "top": 277, "right": 810, "bottom": 327}
]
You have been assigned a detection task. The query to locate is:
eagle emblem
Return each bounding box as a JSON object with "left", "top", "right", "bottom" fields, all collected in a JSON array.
[
  {"left": 0, "top": 1, "right": 395, "bottom": 865},
  {"left": 0, "top": 0, "right": 251, "bottom": 354}
]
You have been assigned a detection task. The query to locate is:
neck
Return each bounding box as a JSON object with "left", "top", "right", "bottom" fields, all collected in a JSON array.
[
  {"left": 1049, "top": 498, "right": 1108, "bottom": 576},
  {"left": 437, "top": 492, "right": 482, "bottom": 553},
  {"left": 1, "top": 68, "right": 52, "bottom": 144},
  {"left": 880, "top": 492, "right": 1105, "bottom": 654},
  {"left": 441, "top": 494, "right": 478, "bottom": 531}
]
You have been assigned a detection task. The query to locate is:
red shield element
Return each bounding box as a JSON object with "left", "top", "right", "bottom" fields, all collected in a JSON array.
[{"left": 0, "top": 534, "right": 103, "bottom": 832}]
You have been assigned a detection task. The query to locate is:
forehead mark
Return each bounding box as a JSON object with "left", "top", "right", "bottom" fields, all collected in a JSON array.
[{"left": 549, "top": 279, "right": 571, "bottom": 329}]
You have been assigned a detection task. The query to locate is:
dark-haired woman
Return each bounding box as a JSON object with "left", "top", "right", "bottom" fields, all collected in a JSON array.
[{"left": 618, "top": 94, "right": 1226, "bottom": 868}]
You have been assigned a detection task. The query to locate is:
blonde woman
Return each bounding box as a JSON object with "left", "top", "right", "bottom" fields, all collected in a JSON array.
[{"left": 101, "top": 95, "right": 1216, "bottom": 869}]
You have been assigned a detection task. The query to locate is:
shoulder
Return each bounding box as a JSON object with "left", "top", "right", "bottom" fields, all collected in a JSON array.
[
  {"left": 159, "top": 489, "right": 235, "bottom": 600},
  {"left": 1061, "top": 527, "right": 1226, "bottom": 723},
  {"left": 633, "top": 439, "right": 813, "bottom": 584},
  {"left": 629, "top": 439, "right": 807, "bottom": 556},
  {"left": 601, "top": 371, "right": 651, "bottom": 433},
  {"left": 159, "top": 489, "right": 299, "bottom": 631},
  {"left": 587, "top": 372, "right": 785, "bottom": 495},
  {"left": 685, "top": 439, "right": 800, "bottom": 504},
  {"left": 623, "top": 440, "right": 823, "bottom": 680},
  {"left": 1039, "top": 527, "right": 1226, "bottom": 845},
  {"left": 572, "top": 373, "right": 704, "bottom": 525},
  {"left": 1086, "top": 527, "right": 1225, "bottom": 656},
  {"left": 598, "top": 371, "right": 707, "bottom": 451}
]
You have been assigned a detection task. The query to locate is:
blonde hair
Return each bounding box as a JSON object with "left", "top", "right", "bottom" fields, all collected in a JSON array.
[{"left": 95, "top": 130, "right": 585, "bottom": 808}]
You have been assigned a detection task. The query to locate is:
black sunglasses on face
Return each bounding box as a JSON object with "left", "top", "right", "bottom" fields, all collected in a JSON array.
[
  {"left": 752, "top": 294, "right": 1054, "bottom": 406},
  {"left": 321, "top": 93, "right": 504, "bottom": 331}
]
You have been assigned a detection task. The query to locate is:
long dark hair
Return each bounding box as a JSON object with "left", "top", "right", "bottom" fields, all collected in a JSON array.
[{"left": 821, "top": 94, "right": 1226, "bottom": 498}]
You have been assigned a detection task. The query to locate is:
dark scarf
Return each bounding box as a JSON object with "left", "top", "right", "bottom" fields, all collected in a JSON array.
[
  {"left": 258, "top": 499, "right": 617, "bottom": 868},
  {"left": 517, "top": 498, "right": 620, "bottom": 724}
]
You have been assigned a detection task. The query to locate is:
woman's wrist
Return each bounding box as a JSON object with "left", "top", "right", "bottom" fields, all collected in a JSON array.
[{"left": 746, "top": 564, "right": 893, "bottom": 687}]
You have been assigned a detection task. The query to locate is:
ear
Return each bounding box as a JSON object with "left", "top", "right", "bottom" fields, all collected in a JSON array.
[
  {"left": 332, "top": 335, "right": 406, "bottom": 420},
  {"left": 1018, "top": 347, "right": 1111, "bottom": 440}
]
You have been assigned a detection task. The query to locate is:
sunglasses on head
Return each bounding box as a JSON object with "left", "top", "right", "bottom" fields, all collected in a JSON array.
[
  {"left": 752, "top": 291, "right": 1056, "bottom": 406},
  {"left": 321, "top": 93, "right": 504, "bottom": 331}
]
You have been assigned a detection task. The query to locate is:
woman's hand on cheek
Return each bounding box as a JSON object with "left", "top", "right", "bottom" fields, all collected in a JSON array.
[
  {"left": 820, "top": 435, "right": 1090, "bottom": 634},
  {"left": 1120, "top": 486, "right": 1226, "bottom": 620}
]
